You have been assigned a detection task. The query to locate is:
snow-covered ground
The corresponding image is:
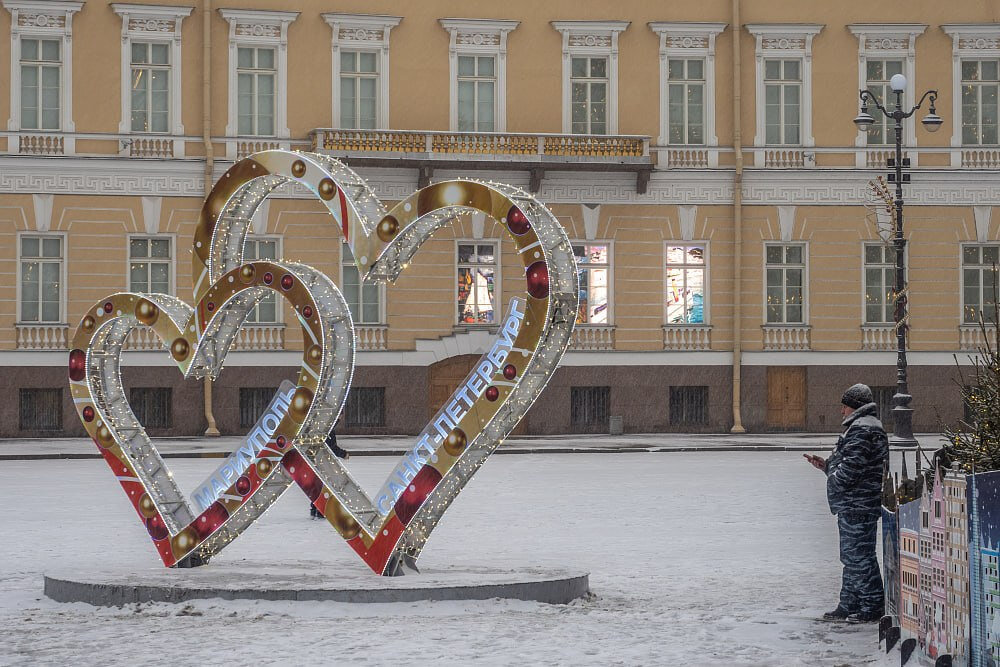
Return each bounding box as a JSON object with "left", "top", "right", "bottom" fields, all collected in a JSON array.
[{"left": 0, "top": 452, "right": 883, "bottom": 666}]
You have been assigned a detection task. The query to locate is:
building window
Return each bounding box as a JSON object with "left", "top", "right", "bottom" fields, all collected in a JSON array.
[
  {"left": 20, "top": 37, "right": 61, "bottom": 130},
  {"left": 457, "top": 55, "right": 495, "bottom": 132},
  {"left": 339, "top": 51, "right": 378, "bottom": 130},
  {"left": 129, "top": 42, "right": 170, "bottom": 133},
  {"left": 324, "top": 13, "right": 401, "bottom": 131},
  {"left": 765, "top": 244, "right": 805, "bottom": 324},
  {"left": 130, "top": 387, "right": 171, "bottom": 429},
  {"left": 962, "top": 60, "right": 1000, "bottom": 146},
  {"left": 239, "top": 387, "right": 276, "bottom": 429},
  {"left": 962, "top": 244, "right": 1000, "bottom": 324},
  {"left": 571, "top": 56, "right": 608, "bottom": 135},
  {"left": 19, "top": 235, "right": 62, "bottom": 323},
  {"left": 571, "top": 386, "right": 610, "bottom": 430},
  {"left": 342, "top": 241, "right": 382, "bottom": 324},
  {"left": 344, "top": 387, "right": 386, "bottom": 427},
  {"left": 864, "top": 59, "right": 904, "bottom": 145},
  {"left": 665, "top": 244, "right": 706, "bottom": 324},
  {"left": 20, "top": 388, "right": 61, "bottom": 431},
  {"left": 764, "top": 59, "right": 801, "bottom": 145},
  {"left": 573, "top": 243, "right": 610, "bottom": 324},
  {"left": 245, "top": 237, "right": 279, "bottom": 323},
  {"left": 237, "top": 46, "right": 275, "bottom": 136},
  {"left": 667, "top": 59, "right": 704, "bottom": 145},
  {"left": 129, "top": 237, "right": 172, "bottom": 294},
  {"left": 670, "top": 386, "right": 708, "bottom": 426},
  {"left": 864, "top": 243, "right": 898, "bottom": 324},
  {"left": 457, "top": 242, "right": 497, "bottom": 325}
]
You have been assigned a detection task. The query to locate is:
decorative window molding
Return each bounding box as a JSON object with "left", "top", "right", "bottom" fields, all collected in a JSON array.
[
  {"left": 943, "top": 25, "right": 1000, "bottom": 159},
  {"left": 746, "top": 24, "right": 823, "bottom": 156},
  {"left": 763, "top": 241, "right": 808, "bottom": 325},
  {"left": 439, "top": 18, "right": 519, "bottom": 133},
  {"left": 3, "top": 0, "right": 83, "bottom": 154},
  {"left": 665, "top": 241, "right": 708, "bottom": 326},
  {"left": 219, "top": 8, "right": 298, "bottom": 155},
  {"left": 649, "top": 22, "right": 726, "bottom": 152},
  {"left": 551, "top": 20, "right": 629, "bottom": 135},
  {"left": 571, "top": 241, "right": 612, "bottom": 325},
  {"left": 848, "top": 24, "right": 926, "bottom": 165},
  {"left": 17, "top": 231, "right": 66, "bottom": 325},
  {"left": 322, "top": 13, "right": 402, "bottom": 130},
  {"left": 112, "top": 4, "right": 192, "bottom": 157}
]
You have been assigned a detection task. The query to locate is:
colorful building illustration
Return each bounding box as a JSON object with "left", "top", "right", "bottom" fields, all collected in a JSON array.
[
  {"left": 900, "top": 497, "right": 922, "bottom": 640},
  {"left": 968, "top": 470, "right": 1000, "bottom": 667},
  {"left": 932, "top": 468, "right": 950, "bottom": 659},
  {"left": 944, "top": 471, "right": 970, "bottom": 666},
  {"left": 921, "top": 485, "right": 934, "bottom": 650}
]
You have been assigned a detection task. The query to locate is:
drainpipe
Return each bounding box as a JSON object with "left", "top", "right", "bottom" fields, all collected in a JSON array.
[
  {"left": 203, "top": 0, "right": 220, "bottom": 437},
  {"left": 730, "top": 0, "right": 746, "bottom": 433}
]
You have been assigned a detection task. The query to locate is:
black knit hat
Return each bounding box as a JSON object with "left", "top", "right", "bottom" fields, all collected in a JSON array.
[{"left": 841, "top": 383, "right": 873, "bottom": 409}]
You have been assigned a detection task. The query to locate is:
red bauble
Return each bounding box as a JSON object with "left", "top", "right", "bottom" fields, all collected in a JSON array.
[
  {"left": 145, "top": 515, "right": 169, "bottom": 540},
  {"left": 503, "top": 364, "right": 517, "bottom": 380},
  {"left": 103, "top": 302, "right": 114, "bottom": 313},
  {"left": 302, "top": 305, "right": 313, "bottom": 318},
  {"left": 280, "top": 274, "right": 294, "bottom": 290},
  {"left": 506, "top": 206, "right": 531, "bottom": 235},
  {"left": 69, "top": 348, "right": 86, "bottom": 381},
  {"left": 283, "top": 450, "right": 323, "bottom": 501},
  {"left": 263, "top": 272, "right": 274, "bottom": 285},
  {"left": 525, "top": 261, "right": 549, "bottom": 299},
  {"left": 275, "top": 435, "right": 287, "bottom": 449},
  {"left": 206, "top": 302, "right": 215, "bottom": 312},
  {"left": 194, "top": 501, "right": 230, "bottom": 539},
  {"left": 485, "top": 386, "right": 499, "bottom": 401},
  {"left": 393, "top": 465, "right": 443, "bottom": 526},
  {"left": 82, "top": 405, "right": 95, "bottom": 422},
  {"left": 235, "top": 475, "right": 252, "bottom": 496}
]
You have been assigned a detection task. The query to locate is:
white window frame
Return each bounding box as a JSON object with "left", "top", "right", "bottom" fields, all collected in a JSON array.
[
  {"left": 16, "top": 231, "right": 66, "bottom": 324},
  {"left": 338, "top": 50, "right": 380, "bottom": 130},
  {"left": 746, "top": 24, "right": 823, "bottom": 157},
  {"left": 649, "top": 22, "right": 725, "bottom": 153},
  {"left": 3, "top": 0, "right": 82, "bottom": 154},
  {"left": 455, "top": 239, "right": 500, "bottom": 327},
  {"left": 127, "top": 234, "right": 176, "bottom": 296},
  {"left": 341, "top": 240, "right": 385, "bottom": 325},
  {"left": 323, "top": 13, "right": 401, "bottom": 131},
  {"left": 220, "top": 8, "right": 297, "bottom": 156},
  {"left": 664, "top": 241, "right": 709, "bottom": 326},
  {"left": 244, "top": 235, "right": 282, "bottom": 324},
  {"left": 551, "top": 21, "right": 629, "bottom": 135},
  {"left": 961, "top": 243, "right": 1000, "bottom": 325},
  {"left": 572, "top": 240, "right": 613, "bottom": 325},
  {"left": 848, "top": 25, "right": 925, "bottom": 166},
  {"left": 440, "top": 19, "right": 518, "bottom": 133},
  {"left": 862, "top": 242, "right": 906, "bottom": 325},
  {"left": 959, "top": 59, "right": 1000, "bottom": 147},
  {"left": 943, "top": 25, "right": 1000, "bottom": 162},
  {"left": 763, "top": 242, "right": 808, "bottom": 325},
  {"left": 112, "top": 4, "right": 192, "bottom": 156}
]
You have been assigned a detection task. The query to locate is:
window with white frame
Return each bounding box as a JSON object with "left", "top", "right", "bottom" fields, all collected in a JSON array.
[
  {"left": 764, "top": 59, "right": 801, "bottom": 145},
  {"left": 237, "top": 46, "right": 275, "bottom": 136},
  {"left": 765, "top": 244, "right": 805, "bottom": 324},
  {"left": 864, "top": 243, "right": 899, "bottom": 324},
  {"left": 864, "top": 59, "right": 904, "bottom": 145},
  {"left": 19, "top": 234, "right": 62, "bottom": 323},
  {"left": 245, "top": 237, "right": 279, "bottom": 323},
  {"left": 571, "top": 56, "right": 608, "bottom": 135},
  {"left": 19, "top": 37, "right": 60, "bottom": 130},
  {"left": 962, "top": 244, "right": 1000, "bottom": 324},
  {"left": 339, "top": 51, "right": 378, "bottom": 130},
  {"left": 552, "top": 21, "right": 628, "bottom": 135},
  {"left": 457, "top": 55, "right": 496, "bottom": 132},
  {"left": 457, "top": 242, "right": 497, "bottom": 325},
  {"left": 667, "top": 59, "right": 704, "bottom": 145},
  {"left": 130, "top": 42, "right": 170, "bottom": 133},
  {"left": 129, "top": 236, "right": 172, "bottom": 294},
  {"left": 342, "top": 241, "right": 382, "bottom": 324},
  {"left": 573, "top": 243, "right": 610, "bottom": 324},
  {"left": 961, "top": 60, "right": 1000, "bottom": 146},
  {"left": 665, "top": 244, "right": 706, "bottom": 325}
]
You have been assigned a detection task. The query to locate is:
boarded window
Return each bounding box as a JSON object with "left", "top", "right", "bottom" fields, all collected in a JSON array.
[
  {"left": 240, "top": 387, "right": 277, "bottom": 429},
  {"left": 571, "top": 386, "right": 610, "bottom": 430},
  {"left": 20, "top": 388, "right": 62, "bottom": 430},
  {"left": 871, "top": 386, "right": 896, "bottom": 431},
  {"left": 130, "top": 387, "right": 171, "bottom": 429},
  {"left": 345, "top": 387, "right": 386, "bottom": 427},
  {"left": 670, "top": 386, "right": 708, "bottom": 426}
]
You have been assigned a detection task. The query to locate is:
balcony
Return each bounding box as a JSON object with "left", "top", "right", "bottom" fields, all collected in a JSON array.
[
  {"left": 15, "top": 323, "right": 68, "bottom": 350},
  {"left": 663, "top": 325, "right": 712, "bottom": 351},
  {"left": 125, "top": 324, "right": 286, "bottom": 351},
  {"left": 762, "top": 325, "right": 811, "bottom": 351},
  {"left": 310, "top": 129, "right": 653, "bottom": 193},
  {"left": 356, "top": 325, "right": 388, "bottom": 351},
  {"left": 960, "top": 324, "right": 999, "bottom": 351},
  {"left": 570, "top": 325, "right": 615, "bottom": 350},
  {"left": 861, "top": 325, "right": 898, "bottom": 351}
]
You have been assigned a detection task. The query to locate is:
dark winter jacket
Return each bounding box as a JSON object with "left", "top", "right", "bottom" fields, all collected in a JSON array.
[
  {"left": 824, "top": 402, "right": 889, "bottom": 515},
  {"left": 324, "top": 430, "right": 348, "bottom": 459}
]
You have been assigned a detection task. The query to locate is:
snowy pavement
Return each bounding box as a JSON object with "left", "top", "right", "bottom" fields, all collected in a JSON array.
[{"left": 0, "top": 452, "right": 891, "bottom": 666}]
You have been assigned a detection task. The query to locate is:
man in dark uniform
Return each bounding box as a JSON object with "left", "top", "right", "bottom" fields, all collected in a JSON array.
[
  {"left": 310, "top": 423, "right": 349, "bottom": 519},
  {"left": 803, "top": 383, "right": 889, "bottom": 623}
]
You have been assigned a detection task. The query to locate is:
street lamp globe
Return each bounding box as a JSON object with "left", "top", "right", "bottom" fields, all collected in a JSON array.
[
  {"left": 890, "top": 73, "right": 907, "bottom": 92},
  {"left": 853, "top": 108, "right": 875, "bottom": 132},
  {"left": 922, "top": 110, "right": 943, "bottom": 132}
]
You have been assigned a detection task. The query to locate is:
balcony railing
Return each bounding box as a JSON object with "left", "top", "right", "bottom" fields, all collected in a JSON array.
[
  {"left": 663, "top": 325, "right": 712, "bottom": 351},
  {"left": 356, "top": 325, "right": 388, "bottom": 351},
  {"left": 570, "top": 325, "right": 615, "bottom": 350},
  {"left": 861, "top": 325, "right": 898, "bottom": 351},
  {"left": 762, "top": 325, "right": 811, "bottom": 351},
  {"left": 124, "top": 324, "right": 286, "bottom": 351},
  {"left": 19, "top": 133, "right": 64, "bottom": 155},
  {"left": 960, "top": 325, "right": 999, "bottom": 351},
  {"left": 962, "top": 148, "right": 1000, "bottom": 169},
  {"left": 15, "top": 323, "right": 68, "bottom": 350}
]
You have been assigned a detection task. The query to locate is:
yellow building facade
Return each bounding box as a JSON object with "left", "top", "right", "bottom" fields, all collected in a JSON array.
[{"left": 1, "top": 0, "right": 998, "bottom": 436}]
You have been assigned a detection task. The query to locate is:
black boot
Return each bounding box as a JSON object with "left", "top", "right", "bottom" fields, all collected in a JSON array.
[{"left": 821, "top": 607, "right": 851, "bottom": 622}]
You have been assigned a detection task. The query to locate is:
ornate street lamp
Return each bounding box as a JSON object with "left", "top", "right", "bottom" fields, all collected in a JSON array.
[{"left": 854, "top": 74, "right": 941, "bottom": 447}]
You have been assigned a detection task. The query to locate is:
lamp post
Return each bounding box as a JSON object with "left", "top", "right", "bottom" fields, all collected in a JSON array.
[{"left": 853, "top": 74, "right": 942, "bottom": 447}]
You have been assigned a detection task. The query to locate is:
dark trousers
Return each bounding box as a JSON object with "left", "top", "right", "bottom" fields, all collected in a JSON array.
[{"left": 837, "top": 511, "right": 884, "bottom": 614}]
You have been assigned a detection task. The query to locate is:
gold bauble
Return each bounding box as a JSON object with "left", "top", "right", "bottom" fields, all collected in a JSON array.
[
  {"left": 306, "top": 344, "right": 323, "bottom": 366},
  {"left": 138, "top": 493, "right": 157, "bottom": 518},
  {"left": 239, "top": 264, "right": 256, "bottom": 284},
  {"left": 416, "top": 181, "right": 491, "bottom": 216},
  {"left": 443, "top": 427, "right": 468, "bottom": 456},
  {"left": 172, "top": 527, "right": 198, "bottom": 554},
  {"left": 288, "top": 387, "right": 314, "bottom": 423},
  {"left": 170, "top": 338, "right": 190, "bottom": 362},
  {"left": 318, "top": 178, "right": 337, "bottom": 201},
  {"left": 135, "top": 299, "right": 159, "bottom": 326},
  {"left": 81, "top": 315, "right": 95, "bottom": 331},
  {"left": 326, "top": 500, "right": 361, "bottom": 540},
  {"left": 291, "top": 159, "right": 306, "bottom": 178},
  {"left": 256, "top": 458, "right": 273, "bottom": 477},
  {"left": 96, "top": 425, "right": 115, "bottom": 448},
  {"left": 376, "top": 216, "right": 399, "bottom": 242}
]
